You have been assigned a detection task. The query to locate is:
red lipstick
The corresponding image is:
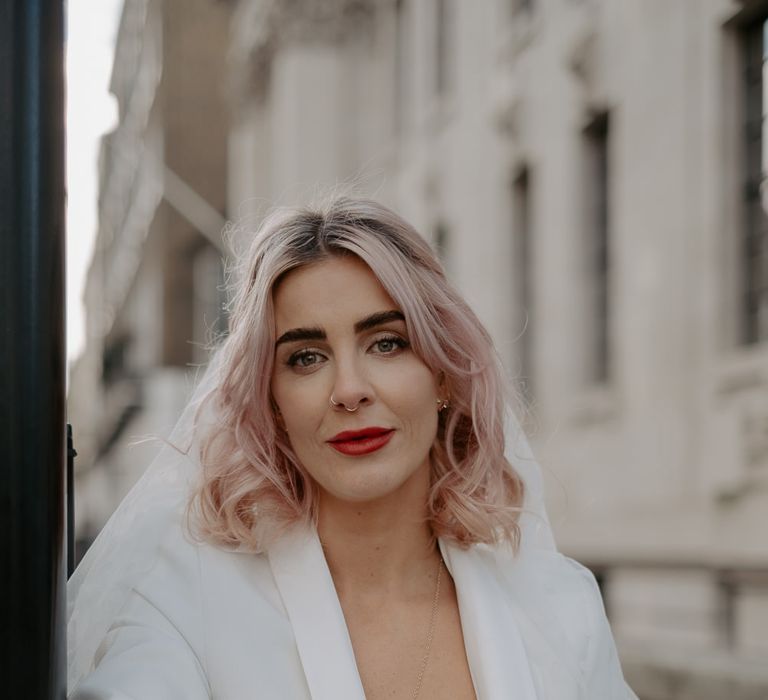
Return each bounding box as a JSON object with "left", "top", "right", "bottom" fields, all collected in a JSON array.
[{"left": 327, "top": 427, "right": 395, "bottom": 456}]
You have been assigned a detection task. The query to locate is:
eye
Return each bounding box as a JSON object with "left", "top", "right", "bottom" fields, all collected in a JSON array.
[
  {"left": 287, "top": 349, "right": 325, "bottom": 368},
  {"left": 371, "top": 335, "right": 409, "bottom": 355}
]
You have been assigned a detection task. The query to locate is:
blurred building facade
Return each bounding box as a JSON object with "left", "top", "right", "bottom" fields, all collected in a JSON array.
[
  {"left": 68, "top": 0, "right": 231, "bottom": 546},
  {"left": 69, "top": 0, "right": 768, "bottom": 697}
]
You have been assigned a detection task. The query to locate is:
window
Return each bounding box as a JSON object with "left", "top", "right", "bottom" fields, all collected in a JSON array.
[
  {"left": 102, "top": 334, "right": 131, "bottom": 386},
  {"left": 739, "top": 14, "right": 768, "bottom": 344},
  {"left": 434, "top": 221, "right": 451, "bottom": 267},
  {"left": 434, "top": 0, "right": 452, "bottom": 97},
  {"left": 512, "top": 166, "right": 534, "bottom": 398},
  {"left": 192, "top": 243, "right": 227, "bottom": 363},
  {"left": 511, "top": 0, "right": 534, "bottom": 15},
  {"left": 582, "top": 112, "right": 611, "bottom": 384},
  {"left": 393, "top": 0, "right": 409, "bottom": 135}
]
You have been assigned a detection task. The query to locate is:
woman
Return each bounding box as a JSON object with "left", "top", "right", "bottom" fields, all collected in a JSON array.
[{"left": 68, "top": 198, "right": 637, "bottom": 699}]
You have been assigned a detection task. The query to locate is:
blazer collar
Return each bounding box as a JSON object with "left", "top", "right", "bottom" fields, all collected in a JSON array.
[
  {"left": 268, "top": 527, "right": 367, "bottom": 700},
  {"left": 268, "top": 527, "right": 540, "bottom": 700},
  {"left": 439, "top": 539, "right": 539, "bottom": 700}
]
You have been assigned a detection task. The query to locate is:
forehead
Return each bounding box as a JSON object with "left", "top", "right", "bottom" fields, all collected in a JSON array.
[{"left": 272, "top": 256, "right": 398, "bottom": 331}]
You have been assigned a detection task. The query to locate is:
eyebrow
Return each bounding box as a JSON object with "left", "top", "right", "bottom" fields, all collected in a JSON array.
[{"left": 275, "top": 310, "right": 405, "bottom": 347}]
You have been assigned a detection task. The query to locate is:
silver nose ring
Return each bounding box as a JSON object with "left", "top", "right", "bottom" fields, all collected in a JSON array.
[{"left": 330, "top": 396, "right": 359, "bottom": 412}]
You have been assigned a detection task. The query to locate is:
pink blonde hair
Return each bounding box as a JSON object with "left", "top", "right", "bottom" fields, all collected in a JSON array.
[{"left": 191, "top": 197, "right": 525, "bottom": 550}]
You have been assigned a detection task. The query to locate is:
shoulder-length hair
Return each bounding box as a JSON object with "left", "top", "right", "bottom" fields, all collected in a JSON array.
[{"left": 191, "top": 197, "right": 525, "bottom": 550}]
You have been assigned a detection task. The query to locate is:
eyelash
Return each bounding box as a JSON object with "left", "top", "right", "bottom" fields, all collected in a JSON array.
[{"left": 286, "top": 334, "right": 409, "bottom": 369}]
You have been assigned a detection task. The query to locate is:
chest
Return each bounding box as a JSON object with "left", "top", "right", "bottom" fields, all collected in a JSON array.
[
  {"left": 198, "top": 537, "right": 588, "bottom": 700},
  {"left": 339, "top": 580, "right": 477, "bottom": 700}
]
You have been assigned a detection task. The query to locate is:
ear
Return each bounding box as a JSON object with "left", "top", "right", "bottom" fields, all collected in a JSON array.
[
  {"left": 436, "top": 370, "right": 450, "bottom": 396},
  {"left": 435, "top": 371, "right": 451, "bottom": 412}
]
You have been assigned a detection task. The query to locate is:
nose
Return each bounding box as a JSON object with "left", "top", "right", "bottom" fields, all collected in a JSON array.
[{"left": 329, "top": 354, "right": 374, "bottom": 412}]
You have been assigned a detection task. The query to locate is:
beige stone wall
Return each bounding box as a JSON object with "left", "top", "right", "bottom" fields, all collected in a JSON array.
[{"left": 228, "top": 0, "right": 768, "bottom": 693}]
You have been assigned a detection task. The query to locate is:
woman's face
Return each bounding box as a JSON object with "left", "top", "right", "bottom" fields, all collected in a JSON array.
[{"left": 270, "top": 255, "right": 442, "bottom": 506}]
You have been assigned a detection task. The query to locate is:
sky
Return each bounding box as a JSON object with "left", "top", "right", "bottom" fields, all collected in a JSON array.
[{"left": 66, "top": 0, "right": 123, "bottom": 366}]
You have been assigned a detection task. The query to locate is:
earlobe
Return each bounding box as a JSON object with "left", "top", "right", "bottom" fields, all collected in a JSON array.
[{"left": 435, "top": 371, "right": 450, "bottom": 412}]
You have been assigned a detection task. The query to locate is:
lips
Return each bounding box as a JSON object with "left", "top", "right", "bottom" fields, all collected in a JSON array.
[{"left": 327, "top": 427, "right": 395, "bottom": 456}]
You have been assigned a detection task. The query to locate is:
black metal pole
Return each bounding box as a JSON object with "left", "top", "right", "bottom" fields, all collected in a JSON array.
[
  {"left": 67, "top": 424, "right": 77, "bottom": 578},
  {"left": 0, "top": 1, "right": 67, "bottom": 698}
]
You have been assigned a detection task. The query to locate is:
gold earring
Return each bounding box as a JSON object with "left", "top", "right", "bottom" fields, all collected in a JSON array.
[{"left": 436, "top": 398, "right": 449, "bottom": 411}]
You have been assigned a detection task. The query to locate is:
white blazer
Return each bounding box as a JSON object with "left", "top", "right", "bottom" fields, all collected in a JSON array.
[{"left": 71, "top": 521, "right": 637, "bottom": 699}]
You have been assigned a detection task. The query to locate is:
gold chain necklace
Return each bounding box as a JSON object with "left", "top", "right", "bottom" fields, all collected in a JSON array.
[{"left": 411, "top": 557, "right": 443, "bottom": 699}]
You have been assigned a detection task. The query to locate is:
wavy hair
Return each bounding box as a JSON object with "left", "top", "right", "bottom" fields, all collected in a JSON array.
[{"left": 190, "top": 197, "right": 525, "bottom": 550}]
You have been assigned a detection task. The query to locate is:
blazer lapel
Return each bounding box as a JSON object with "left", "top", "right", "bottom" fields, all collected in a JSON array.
[
  {"left": 268, "top": 527, "right": 552, "bottom": 700},
  {"left": 439, "top": 539, "right": 540, "bottom": 700},
  {"left": 268, "top": 527, "right": 366, "bottom": 700}
]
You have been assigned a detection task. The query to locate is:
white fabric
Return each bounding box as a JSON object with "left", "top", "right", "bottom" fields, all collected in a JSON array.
[
  {"left": 71, "top": 522, "right": 635, "bottom": 699},
  {"left": 67, "top": 358, "right": 221, "bottom": 693},
  {"left": 67, "top": 354, "right": 637, "bottom": 699}
]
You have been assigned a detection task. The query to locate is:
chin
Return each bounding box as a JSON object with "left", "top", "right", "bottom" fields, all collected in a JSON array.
[
  {"left": 323, "top": 475, "right": 409, "bottom": 505},
  {"left": 318, "top": 459, "right": 429, "bottom": 507}
]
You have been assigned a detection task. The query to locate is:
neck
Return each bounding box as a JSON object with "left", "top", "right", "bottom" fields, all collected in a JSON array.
[{"left": 317, "top": 466, "right": 440, "bottom": 599}]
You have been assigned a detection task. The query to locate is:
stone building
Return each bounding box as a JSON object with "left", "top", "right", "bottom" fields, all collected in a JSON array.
[
  {"left": 70, "top": 0, "right": 768, "bottom": 696},
  {"left": 227, "top": 0, "right": 768, "bottom": 696},
  {"left": 69, "top": 0, "right": 231, "bottom": 544}
]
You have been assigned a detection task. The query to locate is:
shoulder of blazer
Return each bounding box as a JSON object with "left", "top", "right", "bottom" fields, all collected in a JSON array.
[{"left": 483, "top": 543, "right": 601, "bottom": 679}]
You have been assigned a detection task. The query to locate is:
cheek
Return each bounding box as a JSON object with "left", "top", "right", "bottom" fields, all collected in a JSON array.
[
  {"left": 272, "top": 378, "right": 327, "bottom": 445},
  {"left": 382, "top": 364, "right": 440, "bottom": 425},
  {"left": 279, "top": 401, "right": 315, "bottom": 442}
]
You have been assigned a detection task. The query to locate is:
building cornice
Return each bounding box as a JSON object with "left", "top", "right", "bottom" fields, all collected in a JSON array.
[{"left": 230, "top": 0, "right": 377, "bottom": 104}]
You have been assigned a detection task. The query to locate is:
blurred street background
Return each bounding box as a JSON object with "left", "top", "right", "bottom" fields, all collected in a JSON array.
[{"left": 66, "top": 1, "right": 768, "bottom": 697}]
